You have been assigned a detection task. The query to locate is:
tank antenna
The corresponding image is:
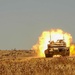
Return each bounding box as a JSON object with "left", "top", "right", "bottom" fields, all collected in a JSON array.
[
  {"left": 50, "top": 32, "right": 51, "bottom": 42},
  {"left": 63, "top": 33, "right": 64, "bottom": 41}
]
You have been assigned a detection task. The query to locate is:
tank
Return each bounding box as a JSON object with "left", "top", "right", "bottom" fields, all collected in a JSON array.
[{"left": 44, "top": 39, "right": 70, "bottom": 57}]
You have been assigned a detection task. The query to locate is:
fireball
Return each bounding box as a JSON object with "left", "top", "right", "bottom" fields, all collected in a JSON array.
[{"left": 32, "top": 29, "right": 74, "bottom": 57}]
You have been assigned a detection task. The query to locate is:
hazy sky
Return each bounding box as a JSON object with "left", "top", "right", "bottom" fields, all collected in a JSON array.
[{"left": 0, "top": 0, "right": 75, "bottom": 49}]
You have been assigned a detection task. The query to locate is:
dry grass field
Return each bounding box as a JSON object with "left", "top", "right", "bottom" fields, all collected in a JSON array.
[{"left": 0, "top": 50, "right": 75, "bottom": 75}]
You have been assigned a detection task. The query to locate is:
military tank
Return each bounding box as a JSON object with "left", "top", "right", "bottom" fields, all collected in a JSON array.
[{"left": 44, "top": 39, "right": 70, "bottom": 57}]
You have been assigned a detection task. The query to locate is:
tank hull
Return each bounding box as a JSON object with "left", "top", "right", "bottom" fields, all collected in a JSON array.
[{"left": 45, "top": 47, "right": 70, "bottom": 57}]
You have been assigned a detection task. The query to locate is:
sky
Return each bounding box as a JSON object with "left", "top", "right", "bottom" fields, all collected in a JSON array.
[{"left": 0, "top": 0, "right": 75, "bottom": 50}]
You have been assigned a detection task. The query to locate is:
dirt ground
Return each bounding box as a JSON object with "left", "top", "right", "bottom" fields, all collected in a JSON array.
[{"left": 0, "top": 50, "right": 75, "bottom": 75}]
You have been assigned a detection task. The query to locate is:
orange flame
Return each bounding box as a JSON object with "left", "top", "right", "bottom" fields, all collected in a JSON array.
[
  {"left": 32, "top": 29, "right": 73, "bottom": 57},
  {"left": 70, "top": 44, "right": 75, "bottom": 56}
]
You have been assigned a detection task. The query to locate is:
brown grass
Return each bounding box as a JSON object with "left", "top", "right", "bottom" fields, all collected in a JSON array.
[{"left": 0, "top": 50, "right": 75, "bottom": 75}]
